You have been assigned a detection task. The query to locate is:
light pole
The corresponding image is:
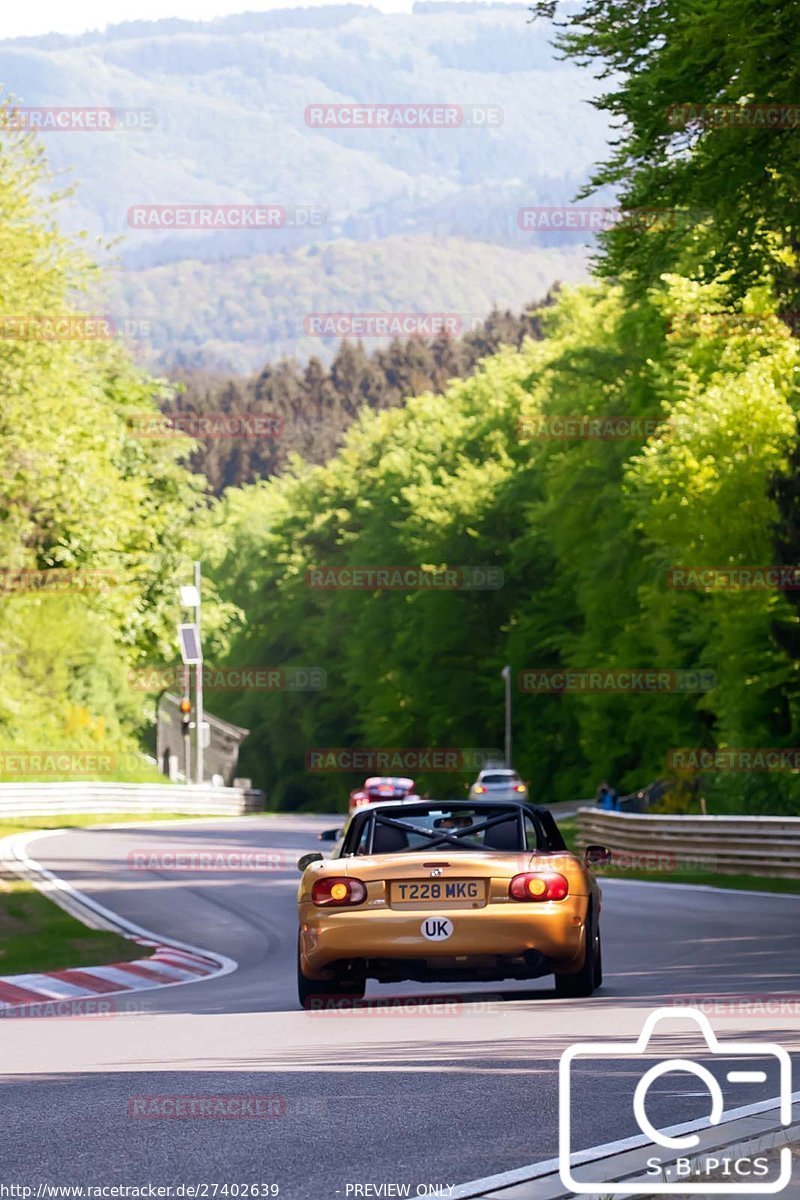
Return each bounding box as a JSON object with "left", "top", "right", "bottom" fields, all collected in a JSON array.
[
  {"left": 178, "top": 565, "right": 204, "bottom": 785},
  {"left": 501, "top": 664, "right": 512, "bottom": 767}
]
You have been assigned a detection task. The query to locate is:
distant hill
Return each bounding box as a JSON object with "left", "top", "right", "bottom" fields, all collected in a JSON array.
[
  {"left": 107, "top": 235, "right": 588, "bottom": 372},
  {"left": 169, "top": 293, "right": 556, "bottom": 492},
  {"left": 0, "top": 3, "right": 609, "bottom": 369}
]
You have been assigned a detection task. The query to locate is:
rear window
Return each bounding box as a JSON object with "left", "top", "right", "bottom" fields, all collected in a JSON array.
[
  {"left": 349, "top": 804, "right": 542, "bottom": 855},
  {"left": 480, "top": 772, "right": 519, "bottom": 784}
]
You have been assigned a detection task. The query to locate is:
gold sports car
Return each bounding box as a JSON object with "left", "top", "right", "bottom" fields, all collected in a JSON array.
[{"left": 296, "top": 798, "right": 610, "bottom": 1007}]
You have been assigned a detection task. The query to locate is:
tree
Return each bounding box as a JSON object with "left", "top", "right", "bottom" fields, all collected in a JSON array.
[
  {"left": 530, "top": 0, "right": 800, "bottom": 313},
  {"left": 207, "top": 277, "right": 800, "bottom": 813},
  {"left": 0, "top": 102, "right": 216, "bottom": 771},
  {"left": 171, "top": 303, "right": 552, "bottom": 493}
]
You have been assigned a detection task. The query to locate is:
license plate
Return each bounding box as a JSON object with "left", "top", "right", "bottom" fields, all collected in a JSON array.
[{"left": 390, "top": 879, "right": 486, "bottom": 908}]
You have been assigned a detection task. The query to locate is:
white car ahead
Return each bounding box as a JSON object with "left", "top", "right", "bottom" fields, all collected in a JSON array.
[{"left": 468, "top": 767, "right": 529, "bottom": 802}]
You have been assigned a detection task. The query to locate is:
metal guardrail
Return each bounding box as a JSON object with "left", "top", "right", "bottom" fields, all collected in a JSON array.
[
  {"left": 0, "top": 782, "right": 266, "bottom": 817},
  {"left": 577, "top": 807, "right": 800, "bottom": 879}
]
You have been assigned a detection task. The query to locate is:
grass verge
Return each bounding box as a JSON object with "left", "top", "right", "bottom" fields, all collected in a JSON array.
[
  {"left": 0, "top": 811, "right": 236, "bottom": 979},
  {"left": 0, "top": 875, "right": 143, "bottom": 976}
]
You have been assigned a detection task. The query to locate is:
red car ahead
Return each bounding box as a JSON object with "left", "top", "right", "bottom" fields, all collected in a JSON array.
[{"left": 348, "top": 775, "right": 415, "bottom": 813}]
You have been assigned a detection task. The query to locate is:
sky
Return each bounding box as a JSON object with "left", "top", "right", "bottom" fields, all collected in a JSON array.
[{"left": 0, "top": 0, "right": 420, "bottom": 39}]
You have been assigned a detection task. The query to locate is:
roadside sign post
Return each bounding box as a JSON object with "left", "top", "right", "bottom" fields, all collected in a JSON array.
[
  {"left": 179, "top": 695, "right": 192, "bottom": 785},
  {"left": 183, "top": 719, "right": 191, "bottom": 783},
  {"left": 183, "top": 662, "right": 190, "bottom": 784},
  {"left": 178, "top": 614, "right": 203, "bottom": 784},
  {"left": 178, "top": 622, "right": 201, "bottom": 665}
]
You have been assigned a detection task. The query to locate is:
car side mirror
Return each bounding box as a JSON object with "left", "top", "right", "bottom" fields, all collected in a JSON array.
[
  {"left": 584, "top": 844, "right": 612, "bottom": 867},
  {"left": 318, "top": 828, "right": 342, "bottom": 842},
  {"left": 297, "top": 852, "right": 324, "bottom": 872}
]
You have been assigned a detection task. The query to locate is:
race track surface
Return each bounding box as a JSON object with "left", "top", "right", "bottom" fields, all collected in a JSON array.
[{"left": 1, "top": 816, "right": 798, "bottom": 1197}]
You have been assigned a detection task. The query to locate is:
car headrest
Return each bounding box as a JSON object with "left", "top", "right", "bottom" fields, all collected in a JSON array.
[
  {"left": 482, "top": 818, "right": 521, "bottom": 851},
  {"left": 371, "top": 824, "right": 409, "bottom": 853}
]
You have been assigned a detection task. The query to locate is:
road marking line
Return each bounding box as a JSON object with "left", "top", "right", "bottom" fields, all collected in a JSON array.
[
  {"left": 109, "top": 960, "right": 189, "bottom": 983},
  {"left": 1, "top": 972, "right": 92, "bottom": 1000},
  {"left": 450, "top": 1089, "right": 800, "bottom": 1198},
  {"left": 79, "top": 962, "right": 197, "bottom": 987},
  {"left": 47, "top": 968, "right": 128, "bottom": 994},
  {"left": 0, "top": 830, "right": 238, "bottom": 1010},
  {"left": 152, "top": 952, "right": 214, "bottom": 975},
  {"left": 0, "top": 978, "right": 60, "bottom": 1004},
  {"left": 600, "top": 877, "right": 800, "bottom": 900}
]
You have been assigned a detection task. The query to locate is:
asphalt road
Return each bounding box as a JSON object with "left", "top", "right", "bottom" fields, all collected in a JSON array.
[{"left": 1, "top": 815, "right": 798, "bottom": 1197}]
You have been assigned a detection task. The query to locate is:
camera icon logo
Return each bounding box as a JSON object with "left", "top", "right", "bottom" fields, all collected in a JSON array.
[{"left": 559, "top": 1006, "right": 793, "bottom": 1194}]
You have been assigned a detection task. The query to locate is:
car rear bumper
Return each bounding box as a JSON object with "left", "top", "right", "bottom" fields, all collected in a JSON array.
[{"left": 299, "top": 899, "right": 587, "bottom": 979}]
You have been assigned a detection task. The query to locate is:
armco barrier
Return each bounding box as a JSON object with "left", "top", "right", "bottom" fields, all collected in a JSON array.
[
  {"left": 0, "top": 782, "right": 266, "bottom": 818},
  {"left": 577, "top": 807, "right": 800, "bottom": 879}
]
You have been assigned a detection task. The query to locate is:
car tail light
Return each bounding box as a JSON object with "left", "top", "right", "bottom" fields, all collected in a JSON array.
[
  {"left": 311, "top": 877, "right": 367, "bottom": 907},
  {"left": 514, "top": 784, "right": 526, "bottom": 792},
  {"left": 351, "top": 793, "right": 369, "bottom": 807},
  {"left": 508, "top": 872, "right": 569, "bottom": 902},
  {"left": 473, "top": 785, "right": 486, "bottom": 794}
]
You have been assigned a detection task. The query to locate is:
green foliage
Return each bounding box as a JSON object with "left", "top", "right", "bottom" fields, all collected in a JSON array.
[
  {"left": 0, "top": 107, "right": 218, "bottom": 770},
  {"left": 0, "top": 875, "right": 143, "bottom": 975},
  {"left": 171, "top": 302, "right": 554, "bottom": 494},
  {"left": 6, "top": 0, "right": 800, "bottom": 818},
  {"left": 530, "top": 0, "right": 800, "bottom": 312},
  {"left": 207, "top": 278, "right": 800, "bottom": 812}
]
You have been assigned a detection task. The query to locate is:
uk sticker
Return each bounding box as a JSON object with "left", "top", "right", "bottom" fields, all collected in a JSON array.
[{"left": 421, "top": 917, "right": 453, "bottom": 941}]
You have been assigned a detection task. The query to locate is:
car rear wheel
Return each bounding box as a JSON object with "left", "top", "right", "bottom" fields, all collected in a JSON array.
[
  {"left": 297, "top": 938, "right": 366, "bottom": 1008},
  {"left": 593, "top": 923, "right": 603, "bottom": 988},
  {"left": 554, "top": 906, "right": 601, "bottom": 998},
  {"left": 332, "top": 973, "right": 366, "bottom": 1002}
]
